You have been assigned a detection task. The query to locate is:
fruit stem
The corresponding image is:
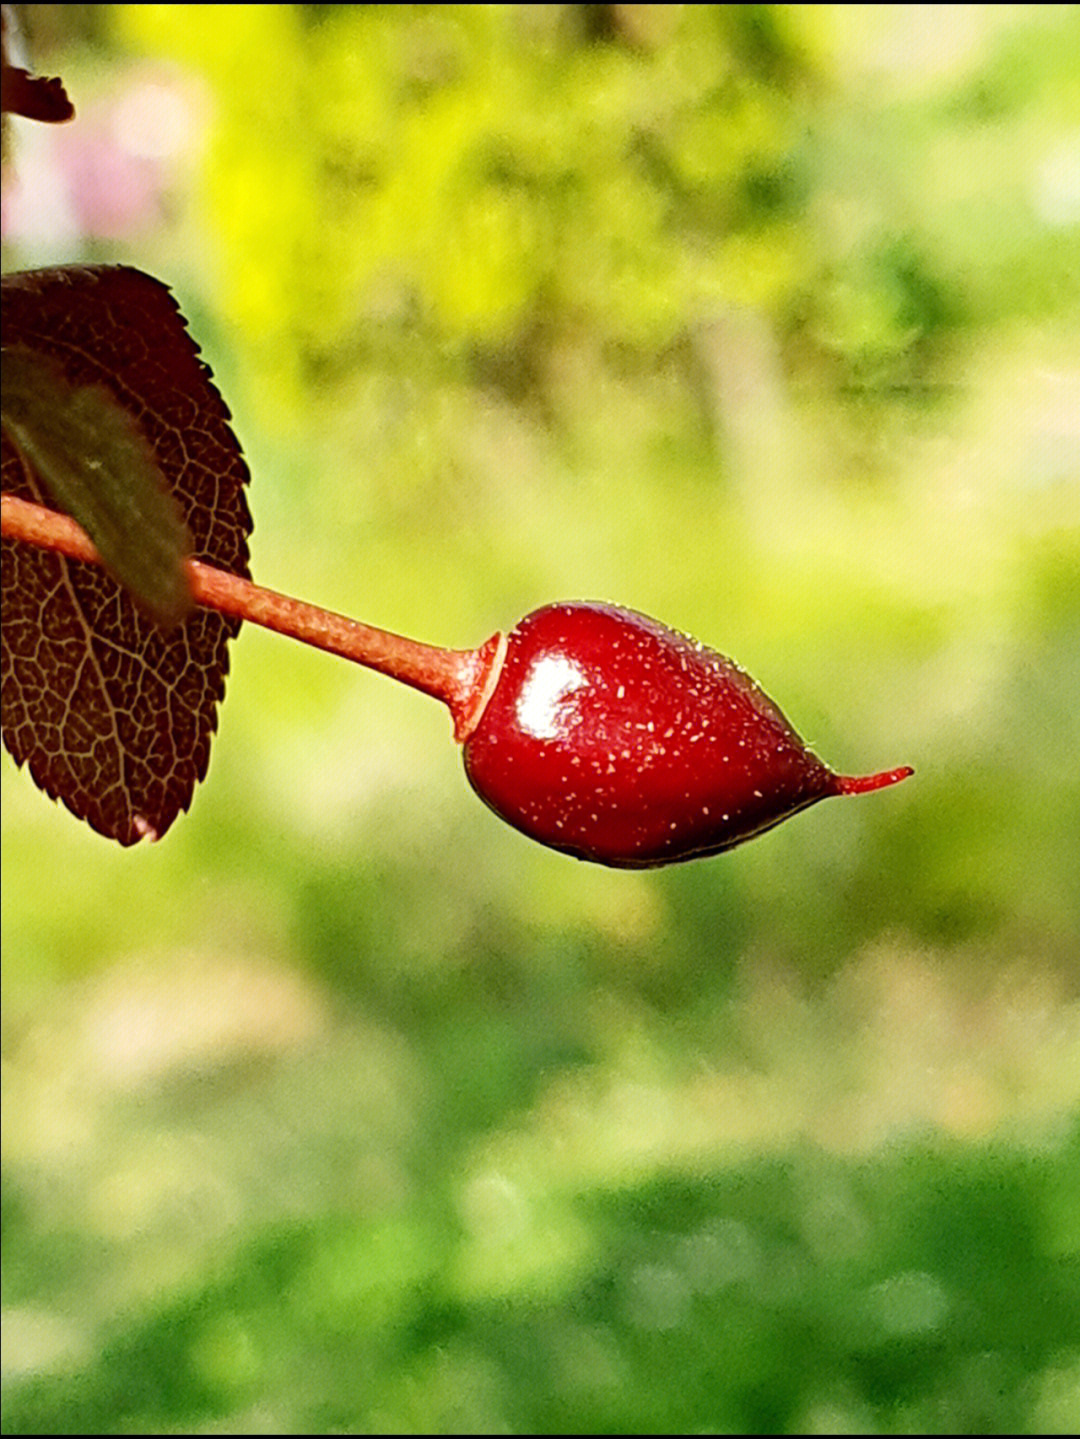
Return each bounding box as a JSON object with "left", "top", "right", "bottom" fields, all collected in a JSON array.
[
  {"left": 1, "top": 492, "right": 504, "bottom": 741},
  {"left": 834, "top": 765, "right": 914, "bottom": 795}
]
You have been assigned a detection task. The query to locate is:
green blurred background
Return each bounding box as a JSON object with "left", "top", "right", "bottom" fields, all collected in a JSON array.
[{"left": 2, "top": 5, "right": 1078, "bottom": 1432}]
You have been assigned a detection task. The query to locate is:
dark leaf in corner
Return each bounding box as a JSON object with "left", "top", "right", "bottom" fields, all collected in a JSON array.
[
  {"left": 1, "top": 266, "right": 252, "bottom": 844},
  {"left": 1, "top": 5, "right": 74, "bottom": 127}
]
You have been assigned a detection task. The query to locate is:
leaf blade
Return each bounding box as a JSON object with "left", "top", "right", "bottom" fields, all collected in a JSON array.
[
  {"left": 1, "top": 265, "right": 252, "bottom": 844},
  {"left": 3, "top": 346, "right": 194, "bottom": 628}
]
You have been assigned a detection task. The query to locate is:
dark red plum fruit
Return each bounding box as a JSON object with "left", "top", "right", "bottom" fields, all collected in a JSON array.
[
  {"left": 461, "top": 601, "right": 912, "bottom": 868},
  {"left": 0, "top": 489, "right": 912, "bottom": 864}
]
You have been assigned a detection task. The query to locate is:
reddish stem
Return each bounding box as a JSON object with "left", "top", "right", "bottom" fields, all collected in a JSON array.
[
  {"left": 1, "top": 492, "right": 505, "bottom": 742},
  {"left": 833, "top": 766, "right": 914, "bottom": 795}
]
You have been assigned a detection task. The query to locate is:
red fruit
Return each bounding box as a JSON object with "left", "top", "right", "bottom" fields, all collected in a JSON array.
[{"left": 461, "top": 602, "right": 912, "bottom": 868}]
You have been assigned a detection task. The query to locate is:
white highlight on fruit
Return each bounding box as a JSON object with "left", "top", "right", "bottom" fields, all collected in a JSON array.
[{"left": 517, "top": 654, "right": 587, "bottom": 739}]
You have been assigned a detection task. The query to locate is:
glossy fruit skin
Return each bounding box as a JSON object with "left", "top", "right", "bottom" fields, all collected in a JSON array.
[{"left": 462, "top": 601, "right": 853, "bottom": 868}]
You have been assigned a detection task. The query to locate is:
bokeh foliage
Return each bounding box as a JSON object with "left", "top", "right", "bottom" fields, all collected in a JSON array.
[
  {"left": 3, "top": 5, "right": 1079, "bottom": 1433},
  {"left": 112, "top": 4, "right": 829, "bottom": 409}
]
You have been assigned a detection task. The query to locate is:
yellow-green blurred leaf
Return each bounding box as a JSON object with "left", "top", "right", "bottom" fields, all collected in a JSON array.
[{"left": 2, "top": 346, "right": 193, "bottom": 628}]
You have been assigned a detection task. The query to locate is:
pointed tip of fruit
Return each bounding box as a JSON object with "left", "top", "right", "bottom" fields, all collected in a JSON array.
[{"left": 833, "top": 765, "right": 914, "bottom": 796}]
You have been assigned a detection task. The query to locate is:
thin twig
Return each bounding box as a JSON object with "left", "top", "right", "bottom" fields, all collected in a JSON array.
[{"left": 1, "top": 491, "right": 503, "bottom": 738}]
